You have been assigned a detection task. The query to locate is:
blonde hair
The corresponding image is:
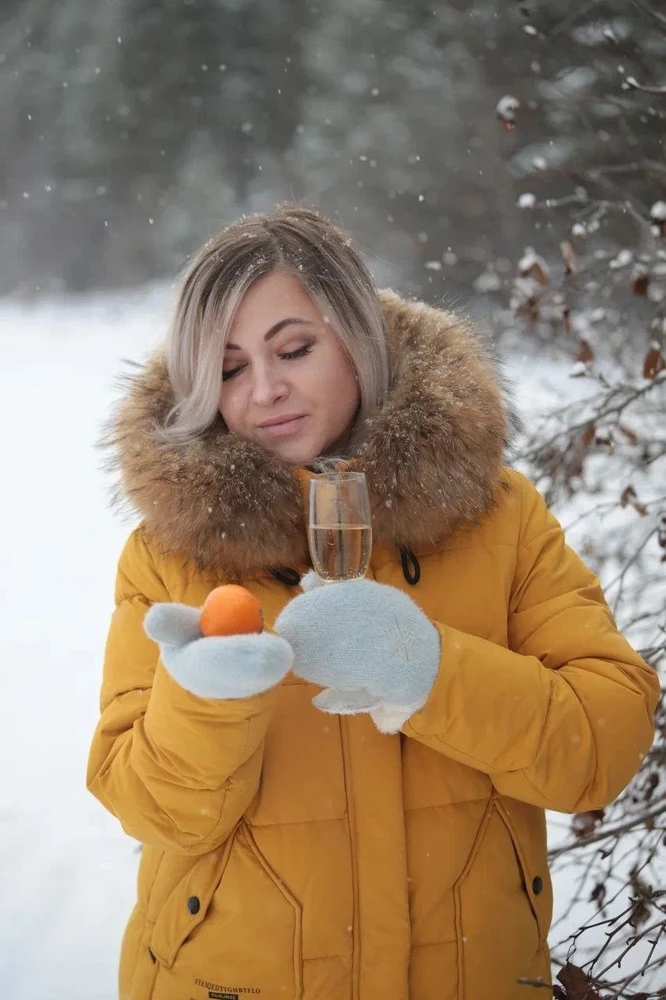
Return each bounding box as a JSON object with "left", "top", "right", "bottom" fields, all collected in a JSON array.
[{"left": 160, "top": 204, "right": 391, "bottom": 454}]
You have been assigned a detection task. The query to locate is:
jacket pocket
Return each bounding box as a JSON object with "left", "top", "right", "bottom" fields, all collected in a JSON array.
[
  {"left": 149, "top": 822, "right": 303, "bottom": 1000},
  {"left": 454, "top": 796, "right": 550, "bottom": 1000},
  {"left": 495, "top": 797, "right": 552, "bottom": 947}
]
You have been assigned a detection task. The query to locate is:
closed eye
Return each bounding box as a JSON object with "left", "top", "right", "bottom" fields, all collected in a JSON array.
[
  {"left": 280, "top": 343, "right": 312, "bottom": 361},
  {"left": 222, "top": 343, "right": 313, "bottom": 381}
]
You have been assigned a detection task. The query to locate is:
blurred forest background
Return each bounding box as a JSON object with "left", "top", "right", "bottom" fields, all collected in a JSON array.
[
  {"left": 2, "top": 2, "right": 665, "bottom": 996},
  {"left": 1, "top": 0, "right": 664, "bottom": 312}
]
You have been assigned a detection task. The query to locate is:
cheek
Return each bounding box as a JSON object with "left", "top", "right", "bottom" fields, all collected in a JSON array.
[
  {"left": 219, "top": 384, "right": 242, "bottom": 431},
  {"left": 322, "top": 359, "right": 359, "bottom": 411}
]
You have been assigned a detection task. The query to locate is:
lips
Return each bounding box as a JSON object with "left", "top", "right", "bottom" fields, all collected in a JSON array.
[
  {"left": 259, "top": 413, "right": 304, "bottom": 427},
  {"left": 257, "top": 415, "right": 307, "bottom": 437}
]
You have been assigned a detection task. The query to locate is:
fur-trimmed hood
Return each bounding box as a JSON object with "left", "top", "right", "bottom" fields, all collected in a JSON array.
[{"left": 104, "top": 291, "right": 514, "bottom": 580}]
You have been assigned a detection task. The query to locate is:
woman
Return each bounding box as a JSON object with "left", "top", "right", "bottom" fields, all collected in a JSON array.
[{"left": 88, "top": 205, "right": 659, "bottom": 1000}]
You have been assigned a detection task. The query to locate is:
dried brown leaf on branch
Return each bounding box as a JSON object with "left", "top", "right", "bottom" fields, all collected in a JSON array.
[
  {"left": 628, "top": 869, "right": 655, "bottom": 930},
  {"left": 589, "top": 881, "right": 606, "bottom": 910},
  {"left": 556, "top": 962, "right": 604, "bottom": 1000},
  {"left": 576, "top": 340, "right": 595, "bottom": 364},
  {"left": 571, "top": 809, "right": 605, "bottom": 838},
  {"left": 643, "top": 344, "right": 665, "bottom": 379},
  {"left": 621, "top": 485, "right": 638, "bottom": 507},
  {"left": 629, "top": 897, "right": 651, "bottom": 929},
  {"left": 520, "top": 254, "right": 550, "bottom": 286},
  {"left": 620, "top": 485, "right": 649, "bottom": 516},
  {"left": 618, "top": 424, "right": 639, "bottom": 444},
  {"left": 561, "top": 240, "right": 578, "bottom": 275},
  {"left": 632, "top": 267, "right": 650, "bottom": 297},
  {"left": 563, "top": 305, "right": 572, "bottom": 335}
]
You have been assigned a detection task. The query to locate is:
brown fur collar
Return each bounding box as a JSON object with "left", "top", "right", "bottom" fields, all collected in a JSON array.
[{"left": 103, "top": 291, "right": 514, "bottom": 579}]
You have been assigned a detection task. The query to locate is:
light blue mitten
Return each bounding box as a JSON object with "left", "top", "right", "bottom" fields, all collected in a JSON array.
[
  {"left": 144, "top": 603, "right": 294, "bottom": 699},
  {"left": 274, "top": 572, "right": 440, "bottom": 733}
]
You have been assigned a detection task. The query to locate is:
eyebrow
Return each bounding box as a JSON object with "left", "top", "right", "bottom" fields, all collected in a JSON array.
[{"left": 225, "top": 317, "right": 314, "bottom": 350}]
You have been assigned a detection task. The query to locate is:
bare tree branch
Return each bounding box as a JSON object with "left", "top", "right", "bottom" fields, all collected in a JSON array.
[
  {"left": 630, "top": 0, "right": 666, "bottom": 32},
  {"left": 548, "top": 800, "right": 666, "bottom": 861},
  {"left": 624, "top": 76, "right": 666, "bottom": 96}
]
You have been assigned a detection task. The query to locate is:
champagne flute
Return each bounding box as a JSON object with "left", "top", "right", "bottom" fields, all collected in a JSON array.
[{"left": 308, "top": 472, "right": 372, "bottom": 582}]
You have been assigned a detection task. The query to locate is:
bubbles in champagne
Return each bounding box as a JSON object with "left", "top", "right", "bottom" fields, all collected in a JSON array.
[{"left": 308, "top": 524, "right": 372, "bottom": 582}]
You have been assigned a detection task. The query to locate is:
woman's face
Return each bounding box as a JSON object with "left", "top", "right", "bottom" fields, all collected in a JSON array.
[{"left": 219, "top": 271, "right": 361, "bottom": 464}]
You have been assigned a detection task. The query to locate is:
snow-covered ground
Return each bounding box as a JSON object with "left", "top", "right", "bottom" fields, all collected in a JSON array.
[
  {"left": 0, "top": 289, "right": 658, "bottom": 997},
  {"left": 0, "top": 289, "right": 167, "bottom": 998}
]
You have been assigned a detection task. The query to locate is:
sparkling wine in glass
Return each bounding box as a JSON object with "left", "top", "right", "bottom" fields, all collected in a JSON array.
[{"left": 308, "top": 472, "right": 372, "bottom": 582}]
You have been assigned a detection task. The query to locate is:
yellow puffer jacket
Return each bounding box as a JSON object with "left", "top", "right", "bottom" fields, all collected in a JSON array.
[{"left": 88, "top": 293, "right": 659, "bottom": 1000}]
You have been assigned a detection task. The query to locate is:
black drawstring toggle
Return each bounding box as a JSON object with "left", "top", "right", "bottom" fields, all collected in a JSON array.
[
  {"left": 400, "top": 546, "right": 421, "bottom": 586},
  {"left": 270, "top": 567, "right": 302, "bottom": 587}
]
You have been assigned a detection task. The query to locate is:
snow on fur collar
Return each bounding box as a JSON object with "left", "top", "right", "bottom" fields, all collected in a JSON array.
[{"left": 103, "top": 290, "right": 514, "bottom": 579}]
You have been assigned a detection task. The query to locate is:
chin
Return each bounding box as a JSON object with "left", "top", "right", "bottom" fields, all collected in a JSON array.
[{"left": 266, "top": 438, "right": 321, "bottom": 465}]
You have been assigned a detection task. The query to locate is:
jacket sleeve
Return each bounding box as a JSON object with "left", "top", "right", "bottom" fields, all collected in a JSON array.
[
  {"left": 403, "top": 476, "right": 660, "bottom": 813},
  {"left": 86, "top": 527, "right": 279, "bottom": 854}
]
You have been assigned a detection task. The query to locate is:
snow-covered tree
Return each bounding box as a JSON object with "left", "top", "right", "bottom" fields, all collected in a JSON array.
[{"left": 490, "top": 3, "right": 666, "bottom": 995}]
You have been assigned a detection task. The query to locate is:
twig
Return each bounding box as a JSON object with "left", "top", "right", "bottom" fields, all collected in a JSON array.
[
  {"left": 588, "top": 160, "right": 666, "bottom": 179},
  {"left": 563, "top": 496, "right": 666, "bottom": 533},
  {"left": 516, "top": 375, "right": 666, "bottom": 466},
  {"left": 606, "top": 945, "right": 666, "bottom": 991},
  {"left": 629, "top": 0, "right": 666, "bottom": 32},
  {"left": 608, "top": 527, "right": 658, "bottom": 615},
  {"left": 549, "top": 0, "right": 600, "bottom": 38},
  {"left": 593, "top": 917, "right": 666, "bottom": 980},
  {"left": 548, "top": 799, "right": 666, "bottom": 859},
  {"left": 624, "top": 76, "right": 666, "bottom": 96}
]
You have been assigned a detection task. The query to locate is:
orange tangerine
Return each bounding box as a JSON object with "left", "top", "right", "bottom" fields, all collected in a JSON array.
[{"left": 200, "top": 584, "right": 264, "bottom": 637}]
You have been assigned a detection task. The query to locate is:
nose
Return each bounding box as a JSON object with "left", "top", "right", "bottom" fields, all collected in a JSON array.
[{"left": 250, "top": 362, "right": 288, "bottom": 407}]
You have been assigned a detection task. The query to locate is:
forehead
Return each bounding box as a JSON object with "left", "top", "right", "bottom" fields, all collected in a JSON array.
[{"left": 231, "top": 271, "right": 322, "bottom": 332}]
